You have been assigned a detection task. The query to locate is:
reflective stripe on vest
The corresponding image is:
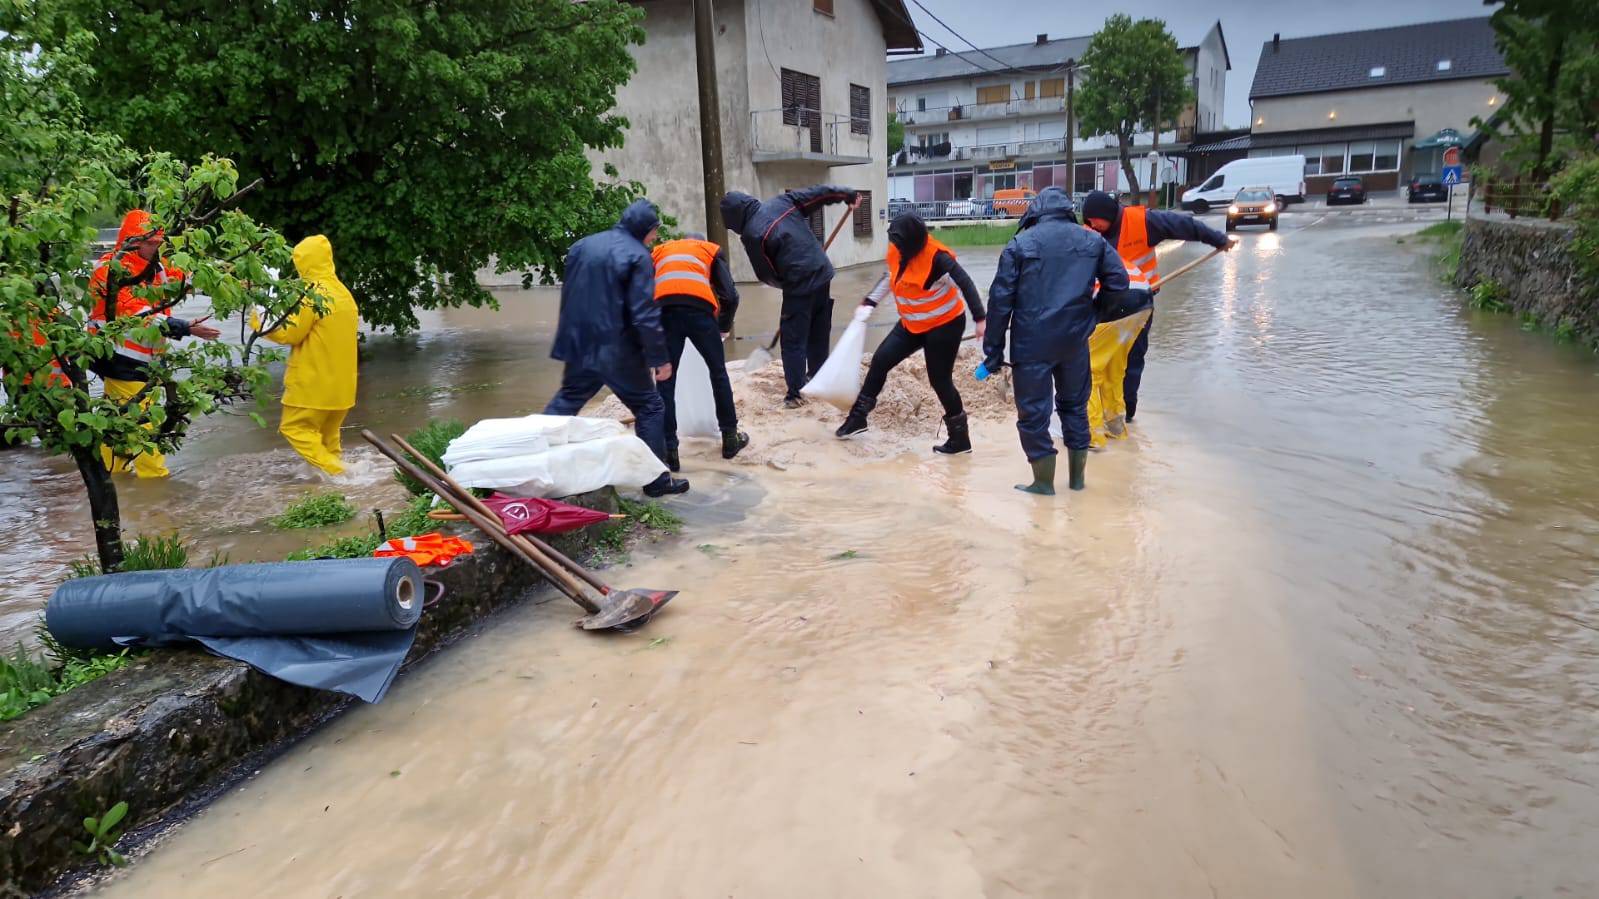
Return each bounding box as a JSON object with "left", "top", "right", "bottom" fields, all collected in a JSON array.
[
  {"left": 89, "top": 264, "right": 174, "bottom": 365},
  {"left": 651, "top": 239, "right": 721, "bottom": 313},
  {"left": 886, "top": 236, "right": 966, "bottom": 335},
  {"left": 1116, "top": 205, "right": 1160, "bottom": 290}
]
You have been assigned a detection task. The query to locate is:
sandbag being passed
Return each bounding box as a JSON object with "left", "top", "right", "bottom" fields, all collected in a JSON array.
[
  {"left": 673, "top": 342, "right": 720, "bottom": 439},
  {"left": 446, "top": 433, "right": 667, "bottom": 497},
  {"left": 800, "top": 311, "right": 868, "bottom": 411}
]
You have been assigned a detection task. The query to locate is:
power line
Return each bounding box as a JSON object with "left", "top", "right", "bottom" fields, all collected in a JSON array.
[
  {"left": 875, "top": 1, "right": 1011, "bottom": 77},
  {"left": 903, "top": 0, "right": 1079, "bottom": 77}
]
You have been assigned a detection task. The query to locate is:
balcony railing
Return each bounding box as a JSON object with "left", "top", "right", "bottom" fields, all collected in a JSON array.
[
  {"left": 898, "top": 96, "right": 1067, "bottom": 126},
  {"left": 968, "top": 142, "right": 1014, "bottom": 161},
  {"left": 750, "top": 107, "right": 873, "bottom": 165}
]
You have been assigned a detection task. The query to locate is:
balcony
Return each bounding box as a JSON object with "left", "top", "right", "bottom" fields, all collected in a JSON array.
[
  {"left": 968, "top": 142, "right": 1015, "bottom": 161},
  {"left": 750, "top": 107, "right": 872, "bottom": 166},
  {"left": 898, "top": 96, "right": 1067, "bottom": 126}
]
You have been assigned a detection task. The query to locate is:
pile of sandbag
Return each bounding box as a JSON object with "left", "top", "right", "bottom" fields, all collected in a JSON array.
[{"left": 442, "top": 414, "right": 665, "bottom": 498}]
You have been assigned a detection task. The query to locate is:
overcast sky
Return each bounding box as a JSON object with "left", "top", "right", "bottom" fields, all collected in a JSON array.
[{"left": 894, "top": 0, "right": 1495, "bottom": 128}]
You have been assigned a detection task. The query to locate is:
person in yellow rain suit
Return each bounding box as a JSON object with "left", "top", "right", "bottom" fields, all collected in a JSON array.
[
  {"left": 259, "top": 235, "right": 359, "bottom": 474},
  {"left": 1084, "top": 290, "right": 1153, "bottom": 449}
]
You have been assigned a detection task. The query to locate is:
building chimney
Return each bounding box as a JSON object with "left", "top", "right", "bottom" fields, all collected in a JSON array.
[
  {"left": 1035, "top": 33, "right": 1048, "bottom": 46},
  {"left": 935, "top": 47, "right": 947, "bottom": 58},
  {"left": 1272, "top": 33, "right": 1280, "bottom": 52}
]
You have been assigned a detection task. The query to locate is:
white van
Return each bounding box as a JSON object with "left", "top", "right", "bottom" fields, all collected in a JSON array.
[{"left": 1182, "top": 156, "right": 1307, "bottom": 212}]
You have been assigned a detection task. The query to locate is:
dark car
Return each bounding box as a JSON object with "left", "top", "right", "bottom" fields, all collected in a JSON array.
[
  {"left": 1226, "top": 187, "right": 1279, "bottom": 231},
  {"left": 1408, "top": 173, "right": 1448, "bottom": 203},
  {"left": 1327, "top": 176, "right": 1366, "bottom": 206}
]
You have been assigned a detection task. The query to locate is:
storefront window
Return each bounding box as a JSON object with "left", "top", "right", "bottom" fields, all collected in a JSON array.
[
  {"left": 1373, "top": 140, "right": 1400, "bottom": 171},
  {"left": 1319, "top": 144, "right": 1347, "bottom": 175},
  {"left": 1347, "top": 141, "right": 1376, "bottom": 173},
  {"left": 954, "top": 172, "right": 974, "bottom": 199}
]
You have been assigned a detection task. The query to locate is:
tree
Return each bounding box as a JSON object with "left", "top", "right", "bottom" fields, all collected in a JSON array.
[
  {"left": 887, "top": 110, "right": 905, "bottom": 156},
  {"left": 1075, "top": 15, "right": 1192, "bottom": 197},
  {"left": 24, "top": 0, "right": 650, "bottom": 331},
  {"left": 2, "top": 22, "right": 310, "bottom": 572},
  {"left": 1473, "top": 0, "right": 1599, "bottom": 180}
]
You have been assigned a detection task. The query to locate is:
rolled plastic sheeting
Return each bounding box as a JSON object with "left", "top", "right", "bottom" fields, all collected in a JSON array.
[
  {"left": 442, "top": 414, "right": 625, "bottom": 467},
  {"left": 447, "top": 433, "right": 667, "bottom": 498},
  {"left": 45, "top": 558, "right": 424, "bottom": 703}
]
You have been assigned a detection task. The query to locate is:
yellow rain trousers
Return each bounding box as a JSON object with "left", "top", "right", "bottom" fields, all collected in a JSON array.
[
  {"left": 257, "top": 235, "right": 360, "bottom": 475},
  {"left": 1087, "top": 308, "right": 1153, "bottom": 449},
  {"left": 100, "top": 378, "right": 170, "bottom": 478}
]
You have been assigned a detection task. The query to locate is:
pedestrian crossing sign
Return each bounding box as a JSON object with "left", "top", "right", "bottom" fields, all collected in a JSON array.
[{"left": 1443, "top": 166, "right": 1463, "bottom": 185}]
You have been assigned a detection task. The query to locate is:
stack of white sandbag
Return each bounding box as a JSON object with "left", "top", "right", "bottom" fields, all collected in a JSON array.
[{"left": 442, "top": 414, "right": 666, "bottom": 498}]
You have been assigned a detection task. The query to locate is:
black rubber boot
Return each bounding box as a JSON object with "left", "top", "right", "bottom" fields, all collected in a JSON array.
[
  {"left": 721, "top": 429, "right": 750, "bottom": 460},
  {"left": 784, "top": 395, "right": 806, "bottom": 409},
  {"left": 1067, "top": 448, "right": 1088, "bottom": 491},
  {"left": 932, "top": 412, "right": 971, "bottom": 455},
  {"left": 665, "top": 448, "right": 680, "bottom": 472},
  {"left": 835, "top": 395, "right": 876, "bottom": 439},
  {"left": 643, "top": 473, "right": 690, "bottom": 497},
  {"left": 1015, "top": 455, "right": 1056, "bottom": 495}
]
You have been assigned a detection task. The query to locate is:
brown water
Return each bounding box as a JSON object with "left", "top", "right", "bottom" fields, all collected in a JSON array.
[{"left": 32, "top": 215, "right": 1599, "bottom": 896}]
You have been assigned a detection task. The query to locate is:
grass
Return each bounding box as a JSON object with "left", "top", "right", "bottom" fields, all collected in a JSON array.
[
  {"left": 67, "top": 532, "right": 190, "bottom": 579},
  {"left": 285, "top": 494, "right": 436, "bottom": 560},
  {"left": 1, "top": 645, "right": 131, "bottom": 722},
  {"left": 619, "top": 496, "right": 682, "bottom": 535},
  {"left": 932, "top": 223, "right": 1019, "bottom": 248},
  {"left": 272, "top": 492, "right": 356, "bottom": 529},
  {"left": 1414, "top": 220, "right": 1463, "bottom": 239},
  {"left": 1409, "top": 219, "right": 1465, "bottom": 282},
  {"left": 394, "top": 419, "right": 466, "bottom": 496},
  {"left": 1468, "top": 278, "right": 1511, "bottom": 313}
]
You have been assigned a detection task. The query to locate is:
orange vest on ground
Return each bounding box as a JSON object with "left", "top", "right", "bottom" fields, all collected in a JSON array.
[
  {"left": 1115, "top": 205, "right": 1159, "bottom": 291},
  {"left": 651, "top": 239, "right": 721, "bottom": 314},
  {"left": 886, "top": 236, "right": 965, "bottom": 334},
  {"left": 373, "top": 533, "right": 475, "bottom": 568}
]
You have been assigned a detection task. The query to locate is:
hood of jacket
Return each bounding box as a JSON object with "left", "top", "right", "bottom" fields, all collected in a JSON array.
[
  {"left": 888, "top": 212, "right": 929, "bottom": 260},
  {"left": 116, "top": 208, "right": 160, "bottom": 248},
  {"left": 719, "top": 191, "right": 761, "bottom": 235},
  {"left": 1019, "top": 187, "right": 1077, "bottom": 231},
  {"left": 293, "top": 234, "right": 339, "bottom": 283},
  {"left": 617, "top": 199, "right": 660, "bottom": 241}
]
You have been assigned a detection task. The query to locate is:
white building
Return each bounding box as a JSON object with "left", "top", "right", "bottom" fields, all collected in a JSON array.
[
  {"left": 593, "top": 0, "right": 921, "bottom": 280},
  {"left": 886, "top": 23, "right": 1231, "bottom": 213}
]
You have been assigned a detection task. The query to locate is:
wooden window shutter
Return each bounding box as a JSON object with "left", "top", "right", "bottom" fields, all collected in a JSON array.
[
  {"left": 808, "top": 207, "right": 825, "bottom": 241},
  {"left": 854, "top": 190, "right": 873, "bottom": 238},
  {"left": 850, "top": 84, "right": 870, "bottom": 136},
  {"left": 814, "top": 0, "right": 834, "bottom": 15},
  {"left": 782, "top": 68, "right": 822, "bottom": 152}
]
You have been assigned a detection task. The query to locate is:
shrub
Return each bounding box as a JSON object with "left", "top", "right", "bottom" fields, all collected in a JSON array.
[
  {"left": 1550, "top": 155, "right": 1599, "bottom": 296},
  {"left": 1469, "top": 279, "right": 1511, "bottom": 312},
  {"left": 272, "top": 492, "right": 357, "bottom": 529},
  {"left": 66, "top": 533, "right": 190, "bottom": 578}
]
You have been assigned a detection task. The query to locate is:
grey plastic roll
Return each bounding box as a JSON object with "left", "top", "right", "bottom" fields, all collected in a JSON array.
[{"left": 45, "top": 557, "right": 424, "bottom": 702}]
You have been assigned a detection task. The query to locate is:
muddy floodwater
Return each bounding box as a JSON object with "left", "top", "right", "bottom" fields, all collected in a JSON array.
[{"left": 16, "top": 214, "right": 1599, "bottom": 897}]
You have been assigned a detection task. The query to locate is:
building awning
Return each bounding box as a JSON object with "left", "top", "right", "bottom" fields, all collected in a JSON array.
[
  {"left": 1413, "top": 128, "right": 1466, "bottom": 149},
  {"left": 1251, "top": 122, "right": 1415, "bottom": 149},
  {"left": 1186, "top": 134, "right": 1253, "bottom": 153}
]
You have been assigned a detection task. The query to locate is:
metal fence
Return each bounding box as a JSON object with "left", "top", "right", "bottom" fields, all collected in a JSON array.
[
  {"left": 886, "top": 193, "right": 1114, "bottom": 223},
  {"left": 1466, "top": 176, "right": 1569, "bottom": 222},
  {"left": 750, "top": 107, "right": 870, "bottom": 159}
]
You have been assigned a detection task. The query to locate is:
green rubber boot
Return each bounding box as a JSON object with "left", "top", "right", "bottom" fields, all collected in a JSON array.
[
  {"left": 1015, "top": 455, "right": 1057, "bottom": 495},
  {"left": 1067, "top": 448, "right": 1088, "bottom": 491}
]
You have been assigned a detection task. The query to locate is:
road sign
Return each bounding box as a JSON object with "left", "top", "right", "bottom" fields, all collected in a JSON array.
[
  {"left": 1443, "top": 146, "right": 1462, "bottom": 168},
  {"left": 1443, "top": 165, "right": 1463, "bottom": 185}
]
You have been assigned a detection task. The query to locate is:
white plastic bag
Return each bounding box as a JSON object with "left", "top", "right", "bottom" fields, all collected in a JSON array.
[
  {"left": 800, "top": 316, "right": 869, "bottom": 411},
  {"left": 446, "top": 434, "right": 667, "bottom": 497},
  {"left": 442, "top": 414, "right": 624, "bottom": 467},
  {"left": 673, "top": 343, "right": 720, "bottom": 439}
]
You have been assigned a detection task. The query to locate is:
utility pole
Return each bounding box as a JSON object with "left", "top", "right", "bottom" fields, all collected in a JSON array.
[
  {"left": 693, "top": 0, "right": 728, "bottom": 252},
  {"left": 1065, "top": 61, "right": 1075, "bottom": 195},
  {"left": 1149, "top": 86, "right": 1161, "bottom": 208}
]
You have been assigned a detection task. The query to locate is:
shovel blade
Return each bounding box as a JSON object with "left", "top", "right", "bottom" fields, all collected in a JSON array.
[
  {"left": 744, "top": 345, "right": 773, "bottom": 373},
  {"left": 576, "top": 589, "right": 677, "bottom": 631}
]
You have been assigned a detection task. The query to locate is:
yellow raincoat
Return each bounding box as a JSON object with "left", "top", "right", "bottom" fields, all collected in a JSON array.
[
  {"left": 1086, "top": 308, "right": 1152, "bottom": 449},
  {"left": 260, "top": 235, "right": 359, "bottom": 474}
]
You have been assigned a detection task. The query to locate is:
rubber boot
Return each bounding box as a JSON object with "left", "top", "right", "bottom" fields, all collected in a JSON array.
[
  {"left": 665, "top": 447, "right": 680, "bottom": 473},
  {"left": 835, "top": 394, "right": 876, "bottom": 439},
  {"left": 932, "top": 412, "right": 971, "bottom": 455},
  {"left": 1106, "top": 415, "right": 1127, "bottom": 438},
  {"left": 721, "top": 429, "right": 750, "bottom": 460},
  {"left": 1015, "top": 455, "right": 1056, "bottom": 495},
  {"left": 1067, "top": 448, "right": 1088, "bottom": 491},
  {"left": 643, "top": 472, "right": 690, "bottom": 497}
]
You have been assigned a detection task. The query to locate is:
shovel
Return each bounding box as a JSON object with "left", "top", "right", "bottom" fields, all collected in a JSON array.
[
  {"left": 363, "top": 431, "right": 675, "bottom": 631},
  {"left": 745, "top": 206, "right": 857, "bottom": 373}
]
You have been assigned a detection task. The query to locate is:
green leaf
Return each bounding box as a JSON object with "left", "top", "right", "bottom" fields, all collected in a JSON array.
[
  {"left": 100, "top": 800, "right": 128, "bottom": 831},
  {"left": 83, "top": 816, "right": 99, "bottom": 836},
  {"left": 57, "top": 409, "right": 76, "bottom": 429}
]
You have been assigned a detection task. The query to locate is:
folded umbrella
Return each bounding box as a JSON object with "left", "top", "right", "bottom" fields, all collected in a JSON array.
[{"left": 481, "top": 493, "right": 615, "bottom": 536}]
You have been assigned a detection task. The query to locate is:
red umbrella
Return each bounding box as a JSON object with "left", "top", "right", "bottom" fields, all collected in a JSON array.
[{"left": 480, "top": 493, "right": 614, "bottom": 536}]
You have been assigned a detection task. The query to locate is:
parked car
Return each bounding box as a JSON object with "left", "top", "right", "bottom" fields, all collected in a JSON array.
[
  {"left": 1226, "top": 187, "right": 1279, "bottom": 231},
  {"left": 1182, "top": 156, "right": 1306, "bottom": 213},
  {"left": 945, "top": 198, "right": 990, "bottom": 219},
  {"left": 992, "top": 188, "right": 1036, "bottom": 218},
  {"left": 1326, "top": 176, "right": 1366, "bottom": 205},
  {"left": 1408, "top": 172, "right": 1448, "bottom": 203}
]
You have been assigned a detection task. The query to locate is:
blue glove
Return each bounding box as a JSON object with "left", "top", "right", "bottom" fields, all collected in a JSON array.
[{"left": 975, "top": 362, "right": 992, "bottom": 381}]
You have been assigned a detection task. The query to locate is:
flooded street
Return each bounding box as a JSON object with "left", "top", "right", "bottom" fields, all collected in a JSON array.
[{"left": 24, "top": 213, "right": 1599, "bottom": 897}]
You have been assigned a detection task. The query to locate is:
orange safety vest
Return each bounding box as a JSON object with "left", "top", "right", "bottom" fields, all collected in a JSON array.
[
  {"left": 1115, "top": 205, "right": 1159, "bottom": 291},
  {"left": 88, "top": 258, "right": 184, "bottom": 368},
  {"left": 651, "top": 238, "right": 722, "bottom": 314},
  {"left": 373, "top": 533, "right": 475, "bottom": 568},
  {"left": 886, "top": 236, "right": 965, "bottom": 334}
]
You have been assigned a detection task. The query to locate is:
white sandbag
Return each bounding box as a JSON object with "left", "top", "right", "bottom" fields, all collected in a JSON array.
[
  {"left": 442, "top": 414, "right": 624, "bottom": 467},
  {"left": 799, "top": 317, "right": 869, "bottom": 411},
  {"left": 446, "top": 434, "right": 666, "bottom": 498},
  {"left": 674, "top": 343, "right": 720, "bottom": 439}
]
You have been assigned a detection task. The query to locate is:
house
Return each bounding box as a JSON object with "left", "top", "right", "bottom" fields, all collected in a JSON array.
[
  {"left": 885, "top": 22, "right": 1230, "bottom": 212},
  {"left": 1211, "top": 16, "right": 1507, "bottom": 194},
  {"left": 592, "top": 0, "right": 920, "bottom": 280}
]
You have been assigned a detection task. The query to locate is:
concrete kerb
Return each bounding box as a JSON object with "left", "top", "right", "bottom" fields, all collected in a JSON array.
[{"left": 0, "top": 488, "right": 623, "bottom": 897}]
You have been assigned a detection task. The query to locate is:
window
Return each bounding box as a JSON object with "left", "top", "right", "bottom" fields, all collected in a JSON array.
[
  {"left": 781, "top": 68, "right": 822, "bottom": 152},
  {"left": 1039, "top": 77, "right": 1065, "bottom": 98},
  {"left": 1373, "top": 140, "right": 1400, "bottom": 171},
  {"left": 854, "top": 190, "right": 873, "bottom": 237},
  {"left": 850, "top": 84, "right": 870, "bottom": 136},
  {"left": 807, "top": 207, "right": 824, "bottom": 241},
  {"left": 917, "top": 97, "right": 927, "bottom": 112},
  {"left": 1023, "top": 81, "right": 1036, "bottom": 100},
  {"left": 1368, "top": 66, "right": 1386, "bottom": 78},
  {"left": 813, "top": 0, "right": 833, "bottom": 15},
  {"left": 976, "top": 85, "right": 1009, "bottom": 105},
  {"left": 1200, "top": 174, "right": 1224, "bottom": 191},
  {"left": 1347, "top": 141, "right": 1376, "bottom": 173},
  {"left": 1437, "top": 59, "right": 1452, "bottom": 71}
]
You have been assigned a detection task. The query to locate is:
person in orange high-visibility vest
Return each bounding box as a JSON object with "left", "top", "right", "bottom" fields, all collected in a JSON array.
[
  {"left": 650, "top": 232, "right": 748, "bottom": 471},
  {"left": 836, "top": 212, "right": 986, "bottom": 454},
  {"left": 1080, "top": 191, "right": 1232, "bottom": 429}
]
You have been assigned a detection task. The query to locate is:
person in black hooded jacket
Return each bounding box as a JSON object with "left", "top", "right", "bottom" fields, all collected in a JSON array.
[
  {"left": 835, "top": 212, "right": 985, "bottom": 454},
  {"left": 719, "top": 185, "right": 860, "bottom": 406}
]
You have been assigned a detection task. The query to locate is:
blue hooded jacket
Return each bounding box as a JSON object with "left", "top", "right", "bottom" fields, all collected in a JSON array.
[
  {"left": 551, "top": 199, "right": 667, "bottom": 371},
  {"left": 983, "top": 187, "right": 1130, "bottom": 367},
  {"left": 719, "top": 185, "right": 859, "bottom": 294}
]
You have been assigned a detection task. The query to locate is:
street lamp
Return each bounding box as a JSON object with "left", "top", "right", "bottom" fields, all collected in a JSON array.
[{"left": 1147, "top": 149, "right": 1161, "bottom": 207}]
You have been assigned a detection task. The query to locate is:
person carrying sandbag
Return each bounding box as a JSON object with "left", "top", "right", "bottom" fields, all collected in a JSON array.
[
  {"left": 835, "top": 212, "right": 986, "bottom": 455},
  {"left": 650, "top": 232, "right": 750, "bottom": 472}
]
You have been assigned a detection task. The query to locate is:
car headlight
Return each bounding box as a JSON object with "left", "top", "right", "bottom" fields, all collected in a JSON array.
[
  {"left": 1264, "top": 203, "right": 1277, "bottom": 213},
  {"left": 1228, "top": 205, "right": 1240, "bottom": 214}
]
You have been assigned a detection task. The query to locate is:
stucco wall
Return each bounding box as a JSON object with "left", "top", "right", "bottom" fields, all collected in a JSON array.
[
  {"left": 1194, "top": 25, "right": 1228, "bottom": 132},
  {"left": 1252, "top": 79, "right": 1503, "bottom": 143}
]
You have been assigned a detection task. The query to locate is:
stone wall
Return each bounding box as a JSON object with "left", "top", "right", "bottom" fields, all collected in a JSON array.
[
  {"left": 0, "top": 490, "right": 619, "bottom": 896},
  {"left": 1456, "top": 217, "right": 1598, "bottom": 348}
]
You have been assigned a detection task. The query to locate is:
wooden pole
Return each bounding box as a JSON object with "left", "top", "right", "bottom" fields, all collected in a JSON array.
[{"left": 694, "top": 0, "right": 728, "bottom": 255}]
